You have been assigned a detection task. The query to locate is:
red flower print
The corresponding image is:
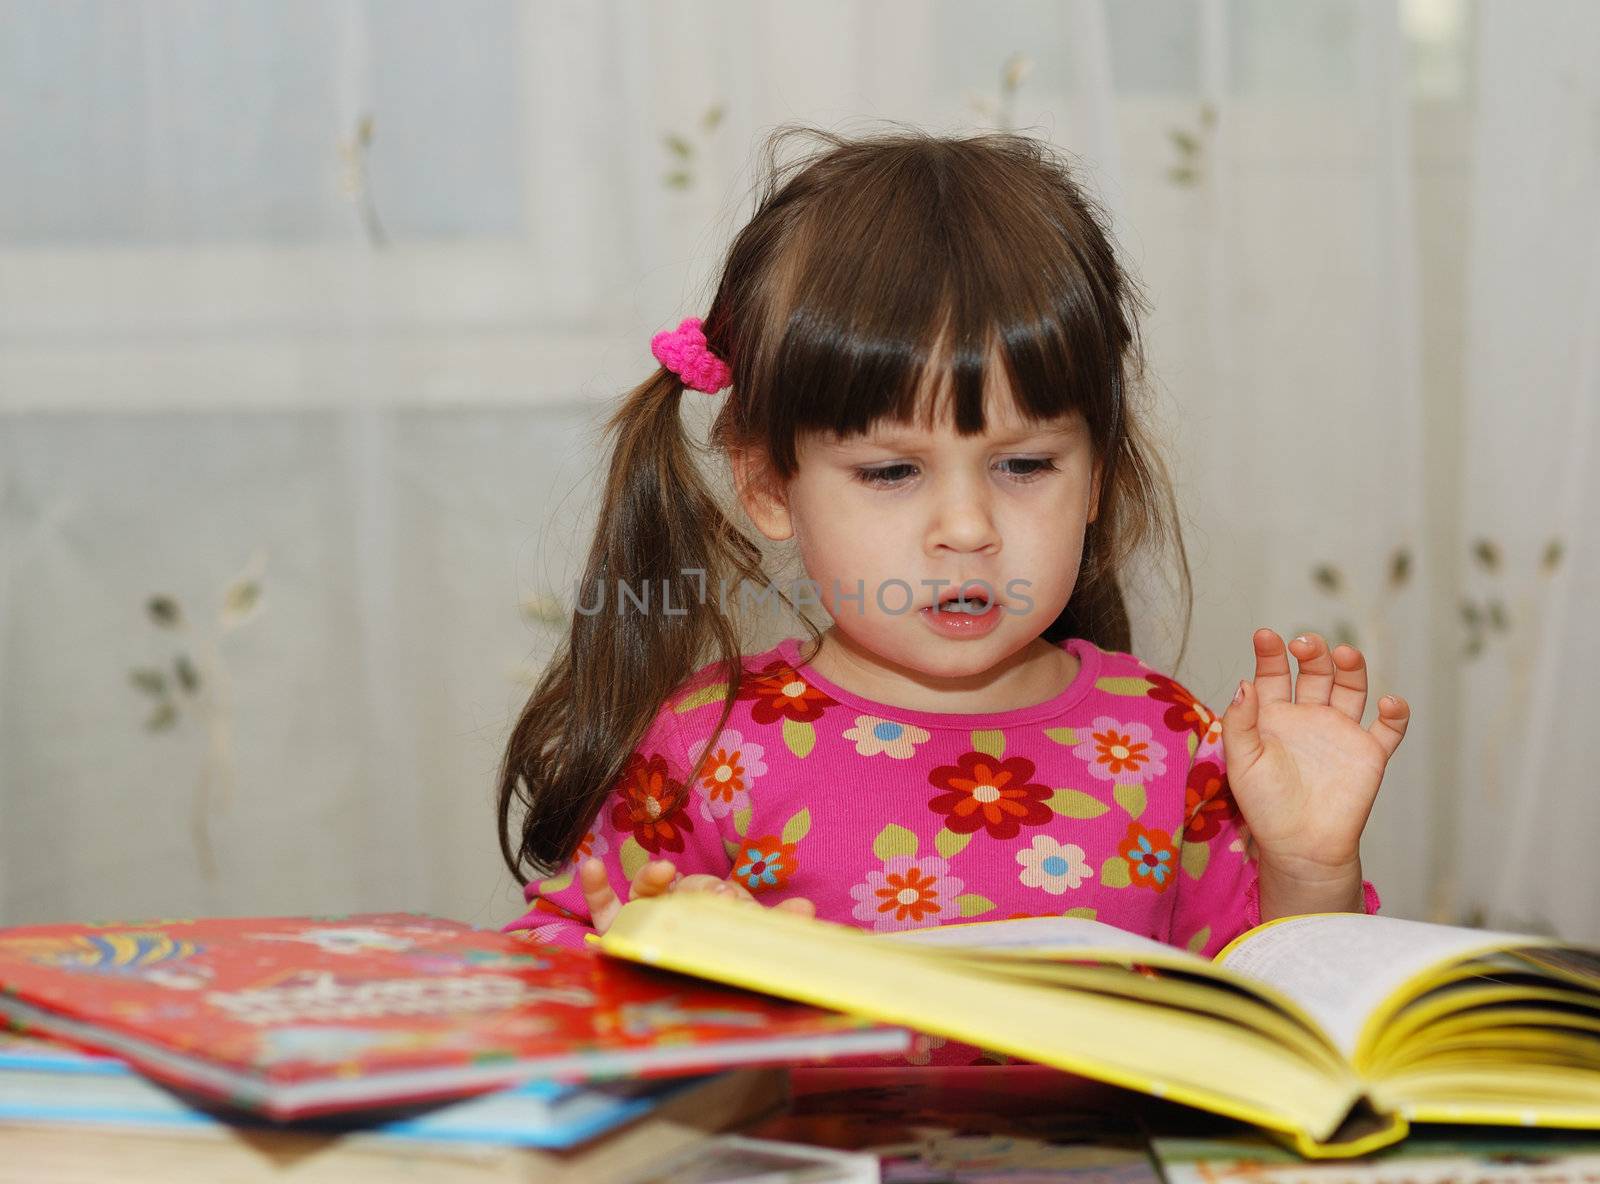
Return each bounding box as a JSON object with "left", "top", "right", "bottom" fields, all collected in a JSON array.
[
  {"left": 1145, "top": 674, "right": 1217, "bottom": 742},
  {"left": 927, "top": 752, "right": 1053, "bottom": 840},
  {"left": 731, "top": 835, "right": 797, "bottom": 893},
  {"left": 608, "top": 752, "right": 694, "bottom": 854},
  {"left": 735, "top": 659, "right": 837, "bottom": 725},
  {"left": 1183, "top": 759, "right": 1238, "bottom": 842},
  {"left": 1118, "top": 821, "right": 1177, "bottom": 892}
]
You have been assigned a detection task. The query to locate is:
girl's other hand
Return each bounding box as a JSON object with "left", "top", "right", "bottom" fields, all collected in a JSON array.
[
  {"left": 1221, "top": 630, "right": 1410, "bottom": 912},
  {"left": 670, "top": 873, "right": 818, "bottom": 918},
  {"left": 578, "top": 858, "right": 815, "bottom": 934},
  {"left": 578, "top": 856, "right": 677, "bottom": 933}
]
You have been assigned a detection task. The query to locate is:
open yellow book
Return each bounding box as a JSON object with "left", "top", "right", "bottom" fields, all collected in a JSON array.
[{"left": 596, "top": 895, "right": 1600, "bottom": 1159}]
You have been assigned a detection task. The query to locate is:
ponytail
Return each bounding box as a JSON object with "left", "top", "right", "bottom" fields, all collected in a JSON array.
[{"left": 495, "top": 369, "right": 768, "bottom": 881}]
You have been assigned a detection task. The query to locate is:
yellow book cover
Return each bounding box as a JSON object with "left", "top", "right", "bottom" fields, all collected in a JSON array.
[{"left": 597, "top": 895, "right": 1600, "bottom": 1159}]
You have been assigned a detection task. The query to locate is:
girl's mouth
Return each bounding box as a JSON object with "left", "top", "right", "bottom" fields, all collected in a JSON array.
[
  {"left": 931, "top": 583, "right": 998, "bottom": 614},
  {"left": 920, "top": 589, "right": 1004, "bottom": 637}
]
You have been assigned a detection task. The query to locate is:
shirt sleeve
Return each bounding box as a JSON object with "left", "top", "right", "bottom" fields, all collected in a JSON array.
[
  {"left": 1165, "top": 709, "right": 1380, "bottom": 959},
  {"left": 501, "top": 699, "right": 732, "bottom": 947}
]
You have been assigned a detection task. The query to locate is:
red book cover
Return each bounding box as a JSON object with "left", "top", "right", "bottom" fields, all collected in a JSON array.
[{"left": 0, "top": 912, "right": 908, "bottom": 1120}]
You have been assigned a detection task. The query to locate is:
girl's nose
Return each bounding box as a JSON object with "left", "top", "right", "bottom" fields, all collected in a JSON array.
[{"left": 926, "top": 481, "right": 1001, "bottom": 555}]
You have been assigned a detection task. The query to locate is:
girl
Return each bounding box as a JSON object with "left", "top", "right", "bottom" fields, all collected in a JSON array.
[{"left": 496, "top": 128, "right": 1408, "bottom": 979}]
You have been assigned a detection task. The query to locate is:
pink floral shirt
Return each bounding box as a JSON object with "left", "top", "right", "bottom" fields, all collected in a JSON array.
[{"left": 506, "top": 636, "right": 1379, "bottom": 964}]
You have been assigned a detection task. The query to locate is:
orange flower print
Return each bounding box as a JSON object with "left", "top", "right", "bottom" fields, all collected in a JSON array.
[
  {"left": 1145, "top": 674, "right": 1217, "bottom": 742},
  {"left": 927, "top": 752, "right": 1053, "bottom": 840},
  {"left": 692, "top": 730, "right": 767, "bottom": 821},
  {"left": 1072, "top": 716, "right": 1168, "bottom": 781},
  {"left": 1183, "top": 759, "right": 1238, "bottom": 842},
  {"left": 608, "top": 752, "right": 694, "bottom": 854},
  {"left": 1118, "top": 821, "right": 1178, "bottom": 892},
  {"left": 735, "top": 658, "right": 837, "bottom": 725},
  {"left": 849, "top": 855, "right": 965, "bottom": 931},
  {"left": 574, "top": 829, "right": 610, "bottom": 863}
]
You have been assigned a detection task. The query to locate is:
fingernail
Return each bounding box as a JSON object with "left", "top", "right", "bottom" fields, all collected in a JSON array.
[
  {"left": 1293, "top": 634, "right": 1311, "bottom": 647},
  {"left": 1232, "top": 680, "right": 1246, "bottom": 705}
]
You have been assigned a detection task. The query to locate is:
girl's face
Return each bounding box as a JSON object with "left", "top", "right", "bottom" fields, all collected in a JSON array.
[{"left": 734, "top": 381, "right": 1101, "bottom": 701}]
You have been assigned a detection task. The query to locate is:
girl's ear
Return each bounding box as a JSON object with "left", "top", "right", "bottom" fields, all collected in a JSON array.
[{"left": 731, "top": 446, "right": 794, "bottom": 542}]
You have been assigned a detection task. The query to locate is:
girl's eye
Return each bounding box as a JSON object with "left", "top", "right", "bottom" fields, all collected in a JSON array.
[
  {"left": 853, "top": 463, "right": 918, "bottom": 486},
  {"left": 998, "top": 458, "right": 1059, "bottom": 481},
  {"left": 852, "top": 458, "right": 1059, "bottom": 487}
]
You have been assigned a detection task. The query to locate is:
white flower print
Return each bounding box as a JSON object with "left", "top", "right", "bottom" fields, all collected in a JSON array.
[
  {"left": 841, "top": 714, "right": 930, "bottom": 759},
  {"left": 1015, "top": 835, "right": 1091, "bottom": 894}
]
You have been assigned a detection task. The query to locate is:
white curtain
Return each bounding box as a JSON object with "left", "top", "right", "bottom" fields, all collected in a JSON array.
[
  {"left": 1455, "top": 1, "right": 1600, "bottom": 939},
  {"left": 1, "top": 1, "right": 1592, "bottom": 941}
]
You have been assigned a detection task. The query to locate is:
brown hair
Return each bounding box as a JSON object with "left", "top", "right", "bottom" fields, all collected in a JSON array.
[{"left": 497, "top": 125, "right": 1190, "bottom": 882}]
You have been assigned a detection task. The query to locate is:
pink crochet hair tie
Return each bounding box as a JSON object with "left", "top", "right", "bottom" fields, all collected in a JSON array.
[{"left": 650, "top": 315, "right": 731, "bottom": 394}]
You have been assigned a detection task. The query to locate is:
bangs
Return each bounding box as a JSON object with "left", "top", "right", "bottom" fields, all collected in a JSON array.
[{"left": 736, "top": 136, "right": 1135, "bottom": 478}]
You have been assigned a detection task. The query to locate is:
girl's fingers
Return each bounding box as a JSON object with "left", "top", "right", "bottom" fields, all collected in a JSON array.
[
  {"left": 1368, "top": 694, "right": 1411, "bottom": 759},
  {"left": 670, "top": 875, "right": 790, "bottom": 911},
  {"left": 630, "top": 860, "right": 679, "bottom": 900},
  {"left": 704, "top": 878, "right": 760, "bottom": 903},
  {"left": 674, "top": 874, "right": 740, "bottom": 897},
  {"left": 579, "top": 857, "right": 621, "bottom": 932},
  {"left": 775, "top": 897, "right": 817, "bottom": 918},
  {"left": 1221, "top": 678, "right": 1265, "bottom": 777},
  {"left": 1250, "top": 629, "right": 1294, "bottom": 706},
  {"left": 1328, "top": 644, "right": 1369, "bottom": 723},
  {"left": 671, "top": 875, "right": 760, "bottom": 904},
  {"left": 1288, "top": 633, "right": 1335, "bottom": 706}
]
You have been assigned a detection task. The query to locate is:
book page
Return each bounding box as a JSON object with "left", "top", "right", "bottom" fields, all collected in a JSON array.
[
  {"left": 1216, "top": 914, "right": 1540, "bottom": 1057},
  {"left": 879, "top": 915, "right": 1206, "bottom": 962}
]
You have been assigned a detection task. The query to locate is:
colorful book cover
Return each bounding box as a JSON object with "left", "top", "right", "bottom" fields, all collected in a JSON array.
[
  {"left": 0, "top": 912, "right": 908, "bottom": 1120},
  {"left": 0, "top": 1032, "right": 737, "bottom": 1149}
]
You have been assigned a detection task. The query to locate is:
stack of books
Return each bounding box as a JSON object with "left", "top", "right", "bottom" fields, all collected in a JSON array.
[{"left": 0, "top": 911, "right": 904, "bottom": 1181}]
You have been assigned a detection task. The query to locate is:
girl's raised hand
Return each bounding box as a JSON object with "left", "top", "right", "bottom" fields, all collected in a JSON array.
[
  {"left": 578, "top": 858, "right": 817, "bottom": 935},
  {"left": 1220, "top": 629, "right": 1410, "bottom": 916}
]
